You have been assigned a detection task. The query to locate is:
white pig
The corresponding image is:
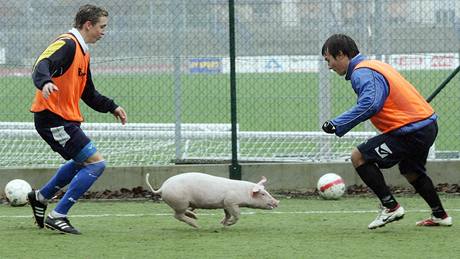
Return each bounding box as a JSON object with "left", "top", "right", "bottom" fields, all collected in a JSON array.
[{"left": 145, "top": 172, "right": 279, "bottom": 228}]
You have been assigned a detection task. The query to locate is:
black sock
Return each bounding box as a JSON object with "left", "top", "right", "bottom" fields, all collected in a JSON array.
[
  {"left": 356, "top": 163, "right": 398, "bottom": 209},
  {"left": 410, "top": 174, "right": 447, "bottom": 218}
]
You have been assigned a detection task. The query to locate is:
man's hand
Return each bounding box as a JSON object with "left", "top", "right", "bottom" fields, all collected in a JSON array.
[
  {"left": 113, "top": 106, "right": 127, "bottom": 125},
  {"left": 322, "top": 120, "right": 336, "bottom": 134},
  {"left": 42, "top": 82, "right": 59, "bottom": 99}
]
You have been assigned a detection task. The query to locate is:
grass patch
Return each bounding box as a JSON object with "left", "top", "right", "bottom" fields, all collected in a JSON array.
[{"left": 1, "top": 196, "right": 459, "bottom": 258}]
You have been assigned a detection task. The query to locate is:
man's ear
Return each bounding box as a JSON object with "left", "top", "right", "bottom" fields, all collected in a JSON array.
[{"left": 83, "top": 20, "right": 93, "bottom": 30}]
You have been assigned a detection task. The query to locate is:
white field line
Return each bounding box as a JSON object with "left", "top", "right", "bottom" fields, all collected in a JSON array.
[{"left": 2, "top": 209, "right": 460, "bottom": 219}]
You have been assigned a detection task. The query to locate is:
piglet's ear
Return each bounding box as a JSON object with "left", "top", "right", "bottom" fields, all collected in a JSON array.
[
  {"left": 252, "top": 185, "right": 261, "bottom": 194},
  {"left": 256, "top": 176, "right": 267, "bottom": 186}
]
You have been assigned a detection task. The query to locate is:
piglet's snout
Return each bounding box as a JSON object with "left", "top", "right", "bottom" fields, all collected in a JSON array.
[{"left": 268, "top": 198, "right": 279, "bottom": 209}]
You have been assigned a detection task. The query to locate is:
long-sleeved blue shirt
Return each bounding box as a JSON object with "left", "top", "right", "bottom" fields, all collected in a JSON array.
[{"left": 331, "top": 54, "right": 436, "bottom": 137}]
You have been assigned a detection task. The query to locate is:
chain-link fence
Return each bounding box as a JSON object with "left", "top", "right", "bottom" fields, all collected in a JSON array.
[{"left": 1, "top": 0, "right": 459, "bottom": 168}]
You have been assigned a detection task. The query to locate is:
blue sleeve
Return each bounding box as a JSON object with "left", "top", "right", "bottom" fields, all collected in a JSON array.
[
  {"left": 81, "top": 66, "right": 118, "bottom": 113},
  {"left": 331, "top": 68, "right": 388, "bottom": 137},
  {"left": 32, "top": 38, "right": 75, "bottom": 89}
]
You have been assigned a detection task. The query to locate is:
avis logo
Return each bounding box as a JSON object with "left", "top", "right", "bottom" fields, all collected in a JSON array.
[{"left": 375, "top": 143, "right": 392, "bottom": 158}]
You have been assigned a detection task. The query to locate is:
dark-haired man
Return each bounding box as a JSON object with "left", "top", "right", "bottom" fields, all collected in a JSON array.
[{"left": 321, "top": 34, "right": 451, "bottom": 229}]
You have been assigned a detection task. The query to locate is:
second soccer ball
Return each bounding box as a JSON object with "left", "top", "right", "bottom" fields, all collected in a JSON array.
[{"left": 317, "top": 173, "right": 345, "bottom": 200}]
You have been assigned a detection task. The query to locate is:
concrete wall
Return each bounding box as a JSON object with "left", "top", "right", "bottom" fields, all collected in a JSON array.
[{"left": 1, "top": 160, "right": 459, "bottom": 195}]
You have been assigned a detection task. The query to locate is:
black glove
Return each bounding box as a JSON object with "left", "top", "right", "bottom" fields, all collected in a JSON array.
[{"left": 322, "top": 120, "right": 336, "bottom": 134}]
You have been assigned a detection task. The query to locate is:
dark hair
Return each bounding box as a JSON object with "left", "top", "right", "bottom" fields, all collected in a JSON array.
[
  {"left": 74, "top": 4, "right": 108, "bottom": 29},
  {"left": 321, "top": 34, "right": 359, "bottom": 59}
]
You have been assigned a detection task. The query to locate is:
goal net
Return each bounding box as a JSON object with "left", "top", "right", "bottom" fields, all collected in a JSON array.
[{"left": 0, "top": 122, "right": 380, "bottom": 168}]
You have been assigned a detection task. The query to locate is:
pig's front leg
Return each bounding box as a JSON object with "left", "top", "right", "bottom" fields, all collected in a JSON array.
[
  {"left": 221, "top": 209, "right": 231, "bottom": 225},
  {"left": 222, "top": 203, "right": 240, "bottom": 226}
]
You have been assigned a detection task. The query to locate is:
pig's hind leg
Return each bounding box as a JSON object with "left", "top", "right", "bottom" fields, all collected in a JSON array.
[
  {"left": 174, "top": 210, "right": 199, "bottom": 228},
  {"left": 185, "top": 209, "right": 197, "bottom": 219},
  {"left": 164, "top": 197, "right": 199, "bottom": 228}
]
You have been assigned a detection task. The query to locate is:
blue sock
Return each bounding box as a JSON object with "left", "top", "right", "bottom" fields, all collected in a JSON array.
[
  {"left": 40, "top": 160, "right": 82, "bottom": 199},
  {"left": 54, "top": 160, "right": 105, "bottom": 215}
]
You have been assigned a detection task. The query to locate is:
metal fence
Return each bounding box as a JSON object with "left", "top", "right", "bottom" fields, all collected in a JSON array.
[{"left": 1, "top": 0, "right": 459, "bottom": 168}]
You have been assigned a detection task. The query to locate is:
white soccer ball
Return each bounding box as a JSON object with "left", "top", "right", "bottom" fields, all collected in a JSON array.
[
  {"left": 4, "top": 179, "right": 32, "bottom": 207},
  {"left": 317, "top": 173, "right": 345, "bottom": 200}
]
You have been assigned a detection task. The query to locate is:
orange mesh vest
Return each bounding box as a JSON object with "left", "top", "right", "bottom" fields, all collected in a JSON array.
[
  {"left": 31, "top": 33, "right": 89, "bottom": 122},
  {"left": 355, "top": 60, "right": 434, "bottom": 133}
]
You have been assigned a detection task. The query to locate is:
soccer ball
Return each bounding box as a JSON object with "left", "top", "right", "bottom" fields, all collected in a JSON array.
[
  {"left": 317, "top": 173, "right": 345, "bottom": 200},
  {"left": 4, "top": 179, "right": 32, "bottom": 207}
]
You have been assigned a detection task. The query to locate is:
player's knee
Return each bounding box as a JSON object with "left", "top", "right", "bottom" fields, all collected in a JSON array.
[
  {"left": 399, "top": 163, "right": 424, "bottom": 183},
  {"left": 351, "top": 148, "right": 365, "bottom": 168},
  {"left": 93, "top": 160, "right": 106, "bottom": 175},
  {"left": 74, "top": 141, "right": 99, "bottom": 163},
  {"left": 85, "top": 152, "right": 104, "bottom": 164},
  {"left": 86, "top": 160, "right": 106, "bottom": 177},
  {"left": 402, "top": 171, "right": 423, "bottom": 184},
  {"left": 409, "top": 173, "right": 430, "bottom": 189}
]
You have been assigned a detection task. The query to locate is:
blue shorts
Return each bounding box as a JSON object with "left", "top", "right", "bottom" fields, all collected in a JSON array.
[
  {"left": 34, "top": 110, "right": 96, "bottom": 162},
  {"left": 357, "top": 121, "right": 438, "bottom": 175}
]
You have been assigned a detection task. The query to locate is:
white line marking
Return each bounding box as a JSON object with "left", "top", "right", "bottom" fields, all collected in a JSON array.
[{"left": 2, "top": 209, "right": 460, "bottom": 219}]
